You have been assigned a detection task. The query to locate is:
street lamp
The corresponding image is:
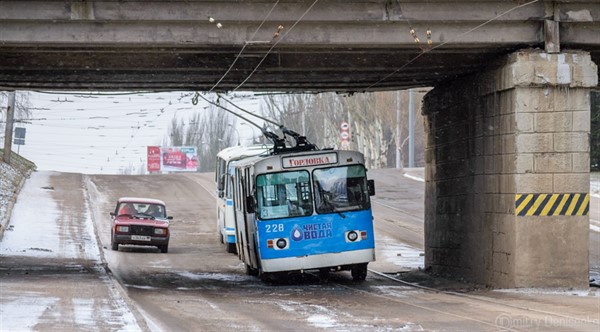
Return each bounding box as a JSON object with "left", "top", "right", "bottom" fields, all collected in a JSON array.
[{"left": 228, "top": 124, "right": 240, "bottom": 146}]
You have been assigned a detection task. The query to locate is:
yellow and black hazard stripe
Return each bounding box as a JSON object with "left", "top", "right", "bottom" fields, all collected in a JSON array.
[{"left": 515, "top": 193, "right": 589, "bottom": 216}]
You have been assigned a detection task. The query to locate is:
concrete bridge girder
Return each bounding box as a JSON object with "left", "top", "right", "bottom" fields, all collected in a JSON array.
[{"left": 0, "top": 0, "right": 598, "bottom": 91}]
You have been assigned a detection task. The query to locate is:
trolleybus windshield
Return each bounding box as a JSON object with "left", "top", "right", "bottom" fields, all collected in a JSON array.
[
  {"left": 256, "top": 170, "right": 313, "bottom": 220},
  {"left": 313, "top": 165, "right": 370, "bottom": 214}
]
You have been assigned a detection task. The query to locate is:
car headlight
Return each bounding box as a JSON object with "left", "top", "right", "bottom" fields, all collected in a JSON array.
[
  {"left": 154, "top": 228, "right": 167, "bottom": 235},
  {"left": 116, "top": 226, "right": 129, "bottom": 233}
]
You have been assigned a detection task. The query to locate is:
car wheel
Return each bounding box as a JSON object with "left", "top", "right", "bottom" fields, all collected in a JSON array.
[
  {"left": 159, "top": 245, "right": 169, "bottom": 253},
  {"left": 111, "top": 236, "right": 119, "bottom": 251}
]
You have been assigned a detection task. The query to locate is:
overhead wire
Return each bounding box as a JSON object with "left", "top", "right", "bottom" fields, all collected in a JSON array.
[
  {"left": 196, "top": 94, "right": 267, "bottom": 138},
  {"left": 232, "top": 0, "right": 320, "bottom": 92},
  {"left": 365, "top": 0, "right": 540, "bottom": 91},
  {"left": 208, "top": 0, "right": 281, "bottom": 92},
  {"left": 12, "top": 91, "right": 191, "bottom": 174},
  {"left": 217, "top": 93, "right": 279, "bottom": 127},
  {"left": 210, "top": 93, "right": 319, "bottom": 150}
]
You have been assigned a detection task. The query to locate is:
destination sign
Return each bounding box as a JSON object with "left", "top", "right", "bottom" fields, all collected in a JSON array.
[{"left": 282, "top": 152, "right": 338, "bottom": 169}]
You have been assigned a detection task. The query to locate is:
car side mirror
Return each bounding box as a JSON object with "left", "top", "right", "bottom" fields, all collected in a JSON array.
[
  {"left": 110, "top": 212, "right": 115, "bottom": 217},
  {"left": 167, "top": 216, "right": 173, "bottom": 220},
  {"left": 246, "top": 196, "right": 255, "bottom": 213},
  {"left": 367, "top": 179, "right": 375, "bottom": 196}
]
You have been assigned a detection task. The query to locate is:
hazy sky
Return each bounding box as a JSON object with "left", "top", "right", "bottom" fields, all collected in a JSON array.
[{"left": 4, "top": 91, "right": 260, "bottom": 174}]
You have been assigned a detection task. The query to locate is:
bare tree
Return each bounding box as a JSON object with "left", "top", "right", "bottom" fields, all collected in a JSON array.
[
  {"left": 1, "top": 91, "right": 32, "bottom": 143},
  {"left": 259, "top": 90, "right": 426, "bottom": 169},
  {"left": 1, "top": 91, "right": 32, "bottom": 121},
  {"left": 165, "top": 98, "right": 237, "bottom": 172}
]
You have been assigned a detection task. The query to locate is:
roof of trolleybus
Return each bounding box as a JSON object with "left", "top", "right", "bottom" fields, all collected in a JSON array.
[{"left": 216, "top": 144, "right": 270, "bottom": 162}]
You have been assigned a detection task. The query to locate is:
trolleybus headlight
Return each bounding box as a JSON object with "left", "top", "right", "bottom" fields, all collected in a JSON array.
[
  {"left": 276, "top": 238, "right": 287, "bottom": 249},
  {"left": 347, "top": 230, "right": 359, "bottom": 242}
]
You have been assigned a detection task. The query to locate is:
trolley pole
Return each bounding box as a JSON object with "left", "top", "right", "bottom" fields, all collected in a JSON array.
[{"left": 3, "top": 91, "right": 15, "bottom": 164}]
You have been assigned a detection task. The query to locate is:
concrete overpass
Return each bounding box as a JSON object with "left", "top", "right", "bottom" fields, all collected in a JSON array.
[
  {"left": 0, "top": 0, "right": 598, "bottom": 91},
  {"left": 1, "top": 0, "right": 599, "bottom": 288}
]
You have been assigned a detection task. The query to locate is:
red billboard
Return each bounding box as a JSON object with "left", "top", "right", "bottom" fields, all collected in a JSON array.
[
  {"left": 147, "top": 146, "right": 161, "bottom": 172},
  {"left": 161, "top": 146, "right": 198, "bottom": 172}
]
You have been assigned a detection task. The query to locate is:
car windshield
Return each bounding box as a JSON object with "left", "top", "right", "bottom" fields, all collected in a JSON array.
[{"left": 117, "top": 202, "right": 166, "bottom": 219}]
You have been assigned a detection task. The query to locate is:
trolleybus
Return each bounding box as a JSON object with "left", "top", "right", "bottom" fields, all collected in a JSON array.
[
  {"left": 232, "top": 149, "right": 376, "bottom": 281},
  {"left": 215, "top": 145, "right": 268, "bottom": 253}
]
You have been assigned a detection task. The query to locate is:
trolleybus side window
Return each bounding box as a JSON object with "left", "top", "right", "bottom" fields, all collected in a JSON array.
[
  {"left": 244, "top": 168, "right": 254, "bottom": 213},
  {"left": 313, "top": 165, "right": 370, "bottom": 214},
  {"left": 216, "top": 158, "right": 227, "bottom": 196},
  {"left": 235, "top": 169, "right": 243, "bottom": 212},
  {"left": 255, "top": 170, "right": 312, "bottom": 220}
]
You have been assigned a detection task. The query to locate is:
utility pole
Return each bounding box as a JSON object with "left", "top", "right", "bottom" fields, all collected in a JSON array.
[
  {"left": 3, "top": 91, "right": 15, "bottom": 164},
  {"left": 408, "top": 89, "right": 415, "bottom": 168},
  {"left": 396, "top": 90, "right": 401, "bottom": 169}
]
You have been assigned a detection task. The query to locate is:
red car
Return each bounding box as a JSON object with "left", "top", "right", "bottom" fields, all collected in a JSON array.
[{"left": 110, "top": 197, "right": 172, "bottom": 253}]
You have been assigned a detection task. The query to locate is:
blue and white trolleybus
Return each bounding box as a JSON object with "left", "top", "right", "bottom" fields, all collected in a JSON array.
[
  {"left": 232, "top": 149, "right": 376, "bottom": 281},
  {"left": 215, "top": 145, "right": 268, "bottom": 253}
]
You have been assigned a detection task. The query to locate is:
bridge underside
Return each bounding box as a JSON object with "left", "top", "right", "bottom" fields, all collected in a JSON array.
[
  {"left": 0, "top": 0, "right": 598, "bottom": 92},
  {"left": 0, "top": 45, "right": 534, "bottom": 92}
]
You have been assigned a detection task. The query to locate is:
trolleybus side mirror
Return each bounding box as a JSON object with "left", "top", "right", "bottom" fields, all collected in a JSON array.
[
  {"left": 246, "top": 196, "right": 256, "bottom": 213},
  {"left": 367, "top": 179, "right": 375, "bottom": 196}
]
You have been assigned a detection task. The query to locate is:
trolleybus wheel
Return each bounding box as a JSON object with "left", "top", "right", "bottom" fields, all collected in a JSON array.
[
  {"left": 319, "top": 269, "right": 330, "bottom": 281},
  {"left": 245, "top": 263, "right": 258, "bottom": 276},
  {"left": 351, "top": 264, "right": 368, "bottom": 281},
  {"left": 226, "top": 243, "right": 237, "bottom": 254}
]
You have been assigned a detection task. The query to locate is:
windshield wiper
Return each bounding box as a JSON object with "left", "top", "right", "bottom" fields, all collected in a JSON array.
[
  {"left": 137, "top": 213, "right": 156, "bottom": 220},
  {"left": 321, "top": 196, "right": 346, "bottom": 219}
]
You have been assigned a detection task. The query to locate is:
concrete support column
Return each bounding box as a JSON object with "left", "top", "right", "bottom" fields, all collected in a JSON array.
[{"left": 422, "top": 49, "right": 597, "bottom": 288}]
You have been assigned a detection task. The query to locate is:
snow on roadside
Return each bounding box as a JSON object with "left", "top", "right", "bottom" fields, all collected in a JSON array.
[
  {"left": 1, "top": 295, "right": 58, "bottom": 331},
  {"left": 0, "top": 171, "right": 99, "bottom": 259},
  {"left": 494, "top": 288, "right": 598, "bottom": 297},
  {"left": 379, "top": 236, "right": 425, "bottom": 270},
  {"left": 0, "top": 172, "right": 72, "bottom": 257},
  {"left": 0, "top": 171, "right": 142, "bottom": 331},
  {"left": 0, "top": 162, "right": 25, "bottom": 230},
  {"left": 591, "top": 174, "right": 600, "bottom": 198}
]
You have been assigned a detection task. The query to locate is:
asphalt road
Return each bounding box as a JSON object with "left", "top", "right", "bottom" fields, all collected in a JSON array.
[{"left": 1, "top": 169, "right": 599, "bottom": 331}]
